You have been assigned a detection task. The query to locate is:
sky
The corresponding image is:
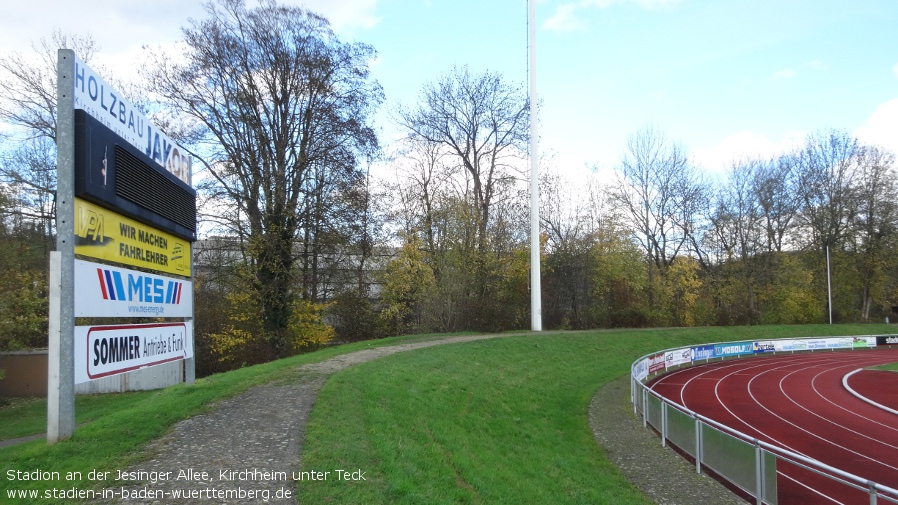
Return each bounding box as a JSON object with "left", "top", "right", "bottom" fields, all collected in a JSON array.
[{"left": 1, "top": 0, "right": 896, "bottom": 180}]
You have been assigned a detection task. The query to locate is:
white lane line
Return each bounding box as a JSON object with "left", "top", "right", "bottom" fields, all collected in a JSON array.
[
  {"left": 842, "top": 369, "right": 898, "bottom": 417},
  {"left": 809, "top": 368, "right": 898, "bottom": 435},
  {"left": 743, "top": 364, "right": 898, "bottom": 472},
  {"left": 778, "top": 471, "right": 846, "bottom": 505}
]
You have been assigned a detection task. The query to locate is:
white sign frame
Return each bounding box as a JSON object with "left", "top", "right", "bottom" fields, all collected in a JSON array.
[
  {"left": 74, "top": 259, "right": 193, "bottom": 318},
  {"left": 74, "top": 322, "right": 194, "bottom": 384}
]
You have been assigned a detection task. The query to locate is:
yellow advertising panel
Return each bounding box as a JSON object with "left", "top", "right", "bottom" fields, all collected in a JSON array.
[{"left": 74, "top": 198, "right": 191, "bottom": 276}]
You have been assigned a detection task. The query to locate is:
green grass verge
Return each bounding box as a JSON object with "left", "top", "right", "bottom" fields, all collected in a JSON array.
[
  {"left": 872, "top": 362, "right": 898, "bottom": 371},
  {"left": 0, "top": 325, "right": 891, "bottom": 504},
  {"left": 299, "top": 324, "right": 893, "bottom": 505}
]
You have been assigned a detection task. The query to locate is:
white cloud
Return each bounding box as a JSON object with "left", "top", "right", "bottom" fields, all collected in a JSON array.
[
  {"left": 893, "top": 62, "right": 898, "bottom": 78},
  {"left": 692, "top": 130, "right": 804, "bottom": 173},
  {"left": 544, "top": 0, "right": 678, "bottom": 32},
  {"left": 854, "top": 99, "right": 898, "bottom": 155},
  {"left": 801, "top": 60, "right": 826, "bottom": 71},
  {"left": 293, "top": 0, "right": 382, "bottom": 33},
  {"left": 544, "top": 3, "right": 587, "bottom": 32},
  {"left": 583, "top": 0, "right": 677, "bottom": 8},
  {"left": 0, "top": 0, "right": 204, "bottom": 57},
  {"left": 628, "top": 0, "right": 679, "bottom": 8},
  {"left": 771, "top": 69, "right": 796, "bottom": 81}
]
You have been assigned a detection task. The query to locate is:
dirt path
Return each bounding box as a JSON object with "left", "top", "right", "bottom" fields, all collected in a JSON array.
[{"left": 94, "top": 334, "right": 739, "bottom": 504}]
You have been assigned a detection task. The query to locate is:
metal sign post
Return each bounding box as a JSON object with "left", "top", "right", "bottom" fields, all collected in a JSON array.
[{"left": 48, "top": 49, "right": 77, "bottom": 444}]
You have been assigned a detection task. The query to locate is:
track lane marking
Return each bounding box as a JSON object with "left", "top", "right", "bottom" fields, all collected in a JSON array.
[{"left": 843, "top": 369, "right": 898, "bottom": 417}]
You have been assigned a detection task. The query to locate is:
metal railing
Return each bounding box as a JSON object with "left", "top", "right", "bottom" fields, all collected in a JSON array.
[{"left": 630, "top": 336, "right": 898, "bottom": 505}]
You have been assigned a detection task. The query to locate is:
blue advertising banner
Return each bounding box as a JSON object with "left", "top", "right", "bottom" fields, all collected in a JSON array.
[
  {"left": 714, "top": 341, "right": 753, "bottom": 358},
  {"left": 692, "top": 344, "right": 715, "bottom": 361}
]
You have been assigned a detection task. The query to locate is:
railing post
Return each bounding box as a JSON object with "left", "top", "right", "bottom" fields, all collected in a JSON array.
[
  {"left": 695, "top": 415, "right": 702, "bottom": 474},
  {"left": 755, "top": 440, "right": 763, "bottom": 505},
  {"left": 661, "top": 402, "right": 668, "bottom": 447},
  {"left": 642, "top": 388, "right": 648, "bottom": 428},
  {"left": 869, "top": 481, "right": 877, "bottom": 505}
]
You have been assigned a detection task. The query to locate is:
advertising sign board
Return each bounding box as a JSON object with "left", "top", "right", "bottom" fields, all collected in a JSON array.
[
  {"left": 73, "top": 259, "right": 192, "bottom": 318},
  {"left": 852, "top": 336, "right": 876, "bottom": 348},
  {"left": 74, "top": 110, "right": 196, "bottom": 241},
  {"left": 714, "top": 341, "right": 753, "bottom": 358},
  {"left": 73, "top": 55, "right": 190, "bottom": 185},
  {"left": 648, "top": 352, "right": 666, "bottom": 374},
  {"left": 74, "top": 198, "right": 191, "bottom": 276},
  {"left": 665, "top": 347, "right": 692, "bottom": 367},
  {"left": 692, "top": 344, "right": 715, "bottom": 361},
  {"left": 753, "top": 341, "right": 777, "bottom": 354},
  {"left": 74, "top": 322, "right": 193, "bottom": 383},
  {"left": 876, "top": 335, "right": 898, "bottom": 346}
]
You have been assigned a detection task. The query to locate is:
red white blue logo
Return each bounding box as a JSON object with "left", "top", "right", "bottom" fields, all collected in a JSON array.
[{"left": 95, "top": 268, "right": 183, "bottom": 304}]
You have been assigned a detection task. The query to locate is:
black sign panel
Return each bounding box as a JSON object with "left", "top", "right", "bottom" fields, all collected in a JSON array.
[
  {"left": 74, "top": 110, "right": 196, "bottom": 241},
  {"left": 876, "top": 335, "right": 898, "bottom": 346}
]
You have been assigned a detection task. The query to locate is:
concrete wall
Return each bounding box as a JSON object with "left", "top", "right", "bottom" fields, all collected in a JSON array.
[
  {"left": 0, "top": 350, "right": 48, "bottom": 397},
  {"left": 0, "top": 350, "right": 183, "bottom": 396}
]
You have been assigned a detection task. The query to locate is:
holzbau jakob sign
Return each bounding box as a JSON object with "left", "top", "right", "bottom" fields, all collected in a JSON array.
[
  {"left": 74, "top": 198, "right": 191, "bottom": 276},
  {"left": 73, "top": 55, "right": 191, "bottom": 185}
]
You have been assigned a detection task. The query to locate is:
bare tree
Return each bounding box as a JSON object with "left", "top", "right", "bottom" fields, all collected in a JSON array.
[
  {"left": 754, "top": 152, "right": 801, "bottom": 253},
  {"left": 610, "top": 126, "right": 704, "bottom": 305},
  {"left": 708, "top": 158, "right": 767, "bottom": 321},
  {"left": 851, "top": 145, "right": 897, "bottom": 320},
  {"left": 0, "top": 138, "right": 57, "bottom": 239},
  {"left": 796, "top": 130, "right": 860, "bottom": 251},
  {"left": 388, "top": 137, "right": 450, "bottom": 260},
  {"left": 145, "top": 0, "right": 381, "bottom": 356},
  {"left": 0, "top": 31, "right": 99, "bottom": 142},
  {"left": 0, "top": 31, "right": 100, "bottom": 238},
  {"left": 395, "top": 65, "right": 528, "bottom": 252}
]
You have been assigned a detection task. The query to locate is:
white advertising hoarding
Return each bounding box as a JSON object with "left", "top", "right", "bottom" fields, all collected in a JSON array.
[
  {"left": 665, "top": 347, "right": 692, "bottom": 367},
  {"left": 74, "top": 259, "right": 193, "bottom": 318},
  {"left": 74, "top": 322, "right": 193, "bottom": 384}
]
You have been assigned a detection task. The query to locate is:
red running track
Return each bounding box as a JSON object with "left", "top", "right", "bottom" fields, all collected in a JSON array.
[{"left": 648, "top": 347, "right": 898, "bottom": 504}]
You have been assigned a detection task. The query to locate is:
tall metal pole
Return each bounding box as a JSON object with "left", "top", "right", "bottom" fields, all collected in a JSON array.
[
  {"left": 826, "top": 246, "right": 832, "bottom": 325},
  {"left": 48, "top": 49, "right": 76, "bottom": 443},
  {"left": 529, "top": 0, "right": 542, "bottom": 331}
]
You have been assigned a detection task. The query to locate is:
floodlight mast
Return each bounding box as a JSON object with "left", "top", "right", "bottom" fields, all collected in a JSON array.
[{"left": 529, "top": 0, "right": 542, "bottom": 331}]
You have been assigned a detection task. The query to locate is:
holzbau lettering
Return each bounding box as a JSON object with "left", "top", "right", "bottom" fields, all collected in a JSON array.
[{"left": 73, "top": 57, "right": 191, "bottom": 184}]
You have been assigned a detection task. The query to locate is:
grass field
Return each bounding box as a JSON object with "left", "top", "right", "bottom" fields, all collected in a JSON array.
[
  {"left": 297, "top": 324, "right": 893, "bottom": 504},
  {"left": 873, "top": 362, "right": 898, "bottom": 372},
  {"left": 1, "top": 324, "right": 893, "bottom": 503}
]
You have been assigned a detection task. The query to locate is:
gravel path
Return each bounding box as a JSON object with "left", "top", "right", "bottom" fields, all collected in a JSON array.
[
  {"left": 92, "top": 334, "right": 742, "bottom": 504},
  {"left": 588, "top": 374, "right": 745, "bottom": 504}
]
